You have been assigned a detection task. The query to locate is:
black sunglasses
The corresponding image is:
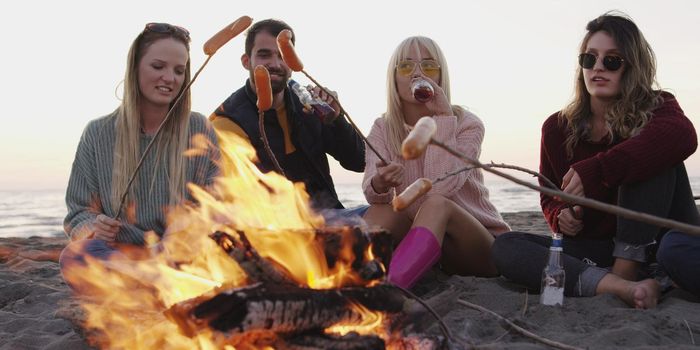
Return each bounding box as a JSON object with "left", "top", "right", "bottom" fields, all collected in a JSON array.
[
  {"left": 578, "top": 53, "right": 624, "bottom": 71},
  {"left": 144, "top": 22, "right": 190, "bottom": 41}
]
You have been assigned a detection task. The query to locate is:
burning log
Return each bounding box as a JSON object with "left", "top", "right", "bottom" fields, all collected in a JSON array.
[
  {"left": 314, "top": 225, "right": 392, "bottom": 282},
  {"left": 166, "top": 225, "right": 418, "bottom": 348},
  {"left": 210, "top": 225, "right": 393, "bottom": 287},
  {"left": 166, "top": 283, "right": 405, "bottom": 345},
  {"left": 210, "top": 230, "right": 297, "bottom": 286}
]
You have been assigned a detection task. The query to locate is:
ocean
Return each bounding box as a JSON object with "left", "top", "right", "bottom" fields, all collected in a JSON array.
[{"left": 3, "top": 177, "right": 700, "bottom": 239}]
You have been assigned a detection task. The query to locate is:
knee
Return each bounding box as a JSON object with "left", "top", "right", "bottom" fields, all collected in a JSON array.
[
  {"left": 421, "top": 194, "right": 450, "bottom": 207},
  {"left": 491, "top": 232, "right": 523, "bottom": 270},
  {"left": 59, "top": 239, "right": 89, "bottom": 272},
  {"left": 656, "top": 230, "right": 686, "bottom": 267},
  {"left": 419, "top": 194, "right": 460, "bottom": 215},
  {"left": 59, "top": 239, "right": 113, "bottom": 274}
]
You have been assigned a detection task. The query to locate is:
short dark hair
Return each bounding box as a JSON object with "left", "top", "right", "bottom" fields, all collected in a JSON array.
[{"left": 245, "top": 19, "right": 294, "bottom": 56}]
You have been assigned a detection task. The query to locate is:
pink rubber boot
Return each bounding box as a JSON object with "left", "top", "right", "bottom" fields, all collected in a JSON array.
[{"left": 388, "top": 226, "right": 441, "bottom": 289}]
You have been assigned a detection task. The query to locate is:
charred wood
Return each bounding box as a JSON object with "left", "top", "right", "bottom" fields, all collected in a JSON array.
[
  {"left": 210, "top": 226, "right": 392, "bottom": 287},
  {"left": 166, "top": 283, "right": 405, "bottom": 341},
  {"left": 210, "top": 231, "right": 297, "bottom": 286}
]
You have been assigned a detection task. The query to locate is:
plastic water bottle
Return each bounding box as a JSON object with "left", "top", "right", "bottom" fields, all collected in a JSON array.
[
  {"left": 290, "top": 81, "right": 337, "bottom": 123},
  {"left": 540, "top": 233, "right": 565, "bottom": 306}
]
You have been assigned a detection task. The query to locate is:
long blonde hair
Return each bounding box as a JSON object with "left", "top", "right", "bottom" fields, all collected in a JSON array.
[
  {"left": 561, "top": 12, "right": 662, "bottom": 157},
  {"left": 110, "top": 26, "right": 192, "bottom": 213},
  {"left": 383, "top": 36, "right": 464, "bottom": 156}
]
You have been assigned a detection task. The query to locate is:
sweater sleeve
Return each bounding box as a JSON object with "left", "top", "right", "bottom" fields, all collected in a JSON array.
[
  {"left": 423, "top": 112, "right": 483, "bottom": 197},
  {"left": 64, "top": 122, "right": 101, "bottom": 241},
  {"left": 362, "top": 118, "right": 394, "bottom": 204},
  {"left": 539, "top": 115, "right": 568, "bottom": 233},
  {"left": 571, "top": 93, "right": 697, "bottom": 189}
]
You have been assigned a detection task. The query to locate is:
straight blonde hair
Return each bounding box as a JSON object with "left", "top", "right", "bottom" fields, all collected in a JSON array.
[
  {"left": 383, "top": 36, "right": 464, "bottom": 156},
  {"left": 110, "top": 28, "right": 192, "bottom": 213}
]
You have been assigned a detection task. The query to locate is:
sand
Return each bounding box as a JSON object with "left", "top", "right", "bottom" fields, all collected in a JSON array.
[{"left": 1, "top": 212, "right": 698, "bottom": 349}]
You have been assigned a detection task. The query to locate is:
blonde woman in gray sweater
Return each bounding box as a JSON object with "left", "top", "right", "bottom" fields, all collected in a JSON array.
[{"left": 60, "top": 23, "right": 220, "bottom": 292}]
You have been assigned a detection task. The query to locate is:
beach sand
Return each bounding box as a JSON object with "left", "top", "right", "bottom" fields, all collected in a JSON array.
[{"left": 1, "top": 212, "right": 698, "bottom": 349}]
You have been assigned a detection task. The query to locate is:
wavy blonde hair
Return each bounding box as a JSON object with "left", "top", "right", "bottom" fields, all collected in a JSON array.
[
  {"left": 383, "top": 36, "right": 465, "bottom": 156},
  {"left": 110, "top": 27, "right": 192, "bottom": 213},
  {"left": 561, "top": 11, "right": 662, "bottom": 158}
]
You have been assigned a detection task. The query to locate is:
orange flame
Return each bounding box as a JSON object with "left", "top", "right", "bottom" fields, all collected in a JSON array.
[
  {"left": 65, "top": 130, "right": 389, "bottom": 348},
  {"left": 326, "top": 303, "right": 386, "bottom": 336}
]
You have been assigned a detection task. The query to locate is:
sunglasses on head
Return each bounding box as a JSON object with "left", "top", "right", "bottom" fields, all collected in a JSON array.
[
  {"left": 396, "top": 59, "right": 441, "bottom": 78},
  {"left": 578, "top": 53, "right": 624, "bottom": 71},
  {"left": 144, "top": 22, "right": 190, "bottom": 41}
]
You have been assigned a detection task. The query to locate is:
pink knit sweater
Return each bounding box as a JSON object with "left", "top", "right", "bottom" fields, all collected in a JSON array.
[{"left": 362, "top": 111, "right": 511, "bottom": 235}]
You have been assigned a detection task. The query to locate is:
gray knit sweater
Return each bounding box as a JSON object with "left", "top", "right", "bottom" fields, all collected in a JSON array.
[{"left": 64, "top": 111, "right": 220, "bottom": 245}]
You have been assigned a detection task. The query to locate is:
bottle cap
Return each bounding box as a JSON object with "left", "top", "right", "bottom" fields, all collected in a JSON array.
[{"left": 551, "top": 233, "right": 563, "bottom": 248}]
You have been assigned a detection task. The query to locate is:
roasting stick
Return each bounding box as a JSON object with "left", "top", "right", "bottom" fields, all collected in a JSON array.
[
  {"left": 393, "top": 164, "right": 560, "bottom": 212},
  {"left": 393, "top": 119, "right": 559, "bottom": 211},
  {"left": 253, "top": 65, "right": 286, "bottom": 176},
  {"left": 401, "top": 116, "right": 700, "bottom": 236},
  {"left": 276, "top": 29, "right": 388, "bottom": 165},
  {"left": 435, "top": 163, "right": 559, "bottom": 191},
  {"left": 115, "top": 16, "right": 253, "bottom": 218},
  {"left": 391, "top": 118, "right": 438, "bottom": 211}
]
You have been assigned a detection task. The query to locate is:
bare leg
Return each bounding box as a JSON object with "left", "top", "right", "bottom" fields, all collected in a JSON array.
[
  {"left": 596, "top": 273, "right": 660, "bottom": 309},
  {"left": 611, "top": 257, "right": 640, "bottom": 281},
  {"left": 412, "top": 195, "right": 496, "bottom": 277},
  {"left": 363, "top": 204, "right": 412, "bottom": 243}
]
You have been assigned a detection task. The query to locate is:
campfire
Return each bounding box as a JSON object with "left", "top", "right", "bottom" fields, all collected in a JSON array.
[{"left": 65, "top": 131, "right": 443, "bottom": 349}]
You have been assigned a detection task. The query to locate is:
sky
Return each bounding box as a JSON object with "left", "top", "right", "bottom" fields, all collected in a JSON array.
[{"left": 1, "top": 0, "right": 699, "bottom": 190}]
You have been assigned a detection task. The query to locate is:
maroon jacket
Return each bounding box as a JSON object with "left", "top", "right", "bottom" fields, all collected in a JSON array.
[{"left": 539, "top": 92, "right": 697, "bottom": 239}]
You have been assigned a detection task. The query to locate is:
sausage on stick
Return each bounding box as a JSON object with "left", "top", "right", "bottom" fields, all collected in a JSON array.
[
  {"left": 203, "top": 16, "right": 253, "bottom": 56},
  {"left": 114, "top": 16, "right": 253, "bottom": 219},
  {"left": 276, "top": 29, "right": 304, "bottom": 72},
  {"left": 254, "top": 65, "right": 273, "bottom": 111},
  {"left": 402, "top": 117, "right": 437, "bottom": 160},
  {"left": 392, "top": 178, "right": 433, "bottom": 211}
]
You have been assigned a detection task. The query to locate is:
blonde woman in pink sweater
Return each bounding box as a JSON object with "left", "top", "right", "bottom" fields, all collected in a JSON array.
[{"left": 362, "top": 36, "right": 510, "bottom": 289}]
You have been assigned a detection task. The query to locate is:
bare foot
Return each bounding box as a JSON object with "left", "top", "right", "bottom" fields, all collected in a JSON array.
[{"left": 622, "top": 279, "right": 660, "bottom": 309}]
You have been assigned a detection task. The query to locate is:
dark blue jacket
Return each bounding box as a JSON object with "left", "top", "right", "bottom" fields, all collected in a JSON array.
[{"left": 212, "top": 79, "right": 365, "bottom": 209}]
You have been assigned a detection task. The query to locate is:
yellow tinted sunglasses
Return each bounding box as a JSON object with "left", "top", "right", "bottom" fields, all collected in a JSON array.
[{"left": 396, "top": 59, "right": 441, "bottom": 78}]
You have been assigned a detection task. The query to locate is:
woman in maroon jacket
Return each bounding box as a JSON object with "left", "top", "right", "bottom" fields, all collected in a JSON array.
[{"left": 492, "top": 12, "right": 700, "bottom": 308}]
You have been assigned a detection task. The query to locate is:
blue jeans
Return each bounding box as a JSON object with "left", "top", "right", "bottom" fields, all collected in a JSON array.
[
  {"left": 492, "top": 232, "right": 611, "bottom": 297},
  {"left": 657, "top": 230, "right": 700, "bottom": 297},
  {"left": 493, "top": 163, "right": 699, "bottom": 297},
  {"left": 614, "top": 163, "right": 700, "bottom": 262},
  {"left": 320, "top": 205, "right": 369, "bottom": 226},
  {"left": 59, "top": 239, "right": 134, "bottom": 293}
]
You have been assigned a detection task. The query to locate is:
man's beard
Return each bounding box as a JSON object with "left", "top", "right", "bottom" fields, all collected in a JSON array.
[
  {"left": 250, "top": 69, "right": 289, "bottom": 95},
  {"left": 270, "top": 78, "right": 288, "bottom": 94}
]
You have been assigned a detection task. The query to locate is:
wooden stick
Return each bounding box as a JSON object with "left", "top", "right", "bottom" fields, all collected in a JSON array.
[
  {"left": 300, "top": 70, "right": 388, "bottom": 165},
  {"left": 429, "top": 138, "right": 700, "bottom": 236},
  {"left": 115, "top": 55, "right": 212, "bottom": 218},
  {"left": 258, "top": 110, "right": 286, "bottom": 176},
  {"left": 522, "top": 289, "right": 529, "bottom": 317},
  {"left": 115, "top": 17, "right": 252, "bottom": 218},
  {"left": 434, "top": 162, "right": 559, "bottom": 190},
  {"left": 395, "top": 285, "right": 472, "bottom": 348},
  {"left": 684, "top": 319, "right": 696, "bottom": 345},
  {"left": 457, "top": 299, "right": 583, "bottom": 350}
]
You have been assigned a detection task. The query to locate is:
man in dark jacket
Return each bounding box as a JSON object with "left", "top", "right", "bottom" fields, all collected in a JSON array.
[{"left": 209, "top": 19, "right": 366, "bottom": 215}]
